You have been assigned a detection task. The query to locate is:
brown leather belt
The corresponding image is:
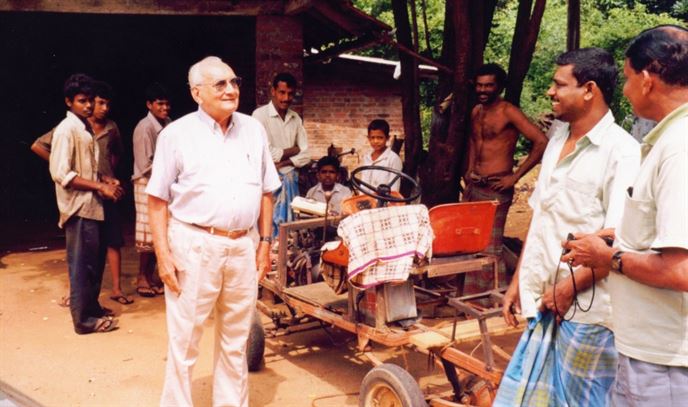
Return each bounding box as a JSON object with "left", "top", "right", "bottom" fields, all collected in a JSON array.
[{"left": 192, "top": 224, "right": 249, "bottom": 239}]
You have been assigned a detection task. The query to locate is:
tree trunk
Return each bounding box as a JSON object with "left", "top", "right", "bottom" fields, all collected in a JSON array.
[
  {"left": 391, "top": 0, "right": 423, "bottom": 196},
  {"left": 505, "top": 0, "right": 547, "bottom": 105},
  {"left": 471, "top": 0, "right": 498, "bottom": 68},
  {"left": 417, "top": 0, "right": 476, "bottom": 207}
]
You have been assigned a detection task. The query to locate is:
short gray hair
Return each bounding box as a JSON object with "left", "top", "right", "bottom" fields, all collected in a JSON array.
[{"left": 188, "top": 56, "right": 224, "bottom": 88}]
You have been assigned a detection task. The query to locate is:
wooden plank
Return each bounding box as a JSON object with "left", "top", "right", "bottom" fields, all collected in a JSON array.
[
  {"left": 409, "top": 331, "right": 450, "bottom": 349},
  {"left": 282, "top": 295, "right": 412, "bottom": 347},
  {"left": 410, "top": 316, "right": 525, "bottom": 350},
  {"left": 421, "top": 256, "right": 496, "bottom": 278},
  {"left": 283, "top": 282, "right": 348, "bottom": 309}
]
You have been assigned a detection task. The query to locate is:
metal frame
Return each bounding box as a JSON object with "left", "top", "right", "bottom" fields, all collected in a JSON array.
[{"left": 258, "top": 215, "right": 520, "bottom": 404}]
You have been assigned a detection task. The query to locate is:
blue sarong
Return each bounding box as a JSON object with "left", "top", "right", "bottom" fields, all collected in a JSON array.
[
  {"left": 494, "top": 312, "right": 617, "bottom": 407},
  {"left": 272, "top": 169, "right": 299, "bottom": 238}
]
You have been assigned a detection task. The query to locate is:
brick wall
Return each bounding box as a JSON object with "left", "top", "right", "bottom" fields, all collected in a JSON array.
[
  {"left": 255, "top": 15, "right": 304, "bottom": 114},
  {"left": 303, "top": 61, "right": 403, "bottom": 170}
]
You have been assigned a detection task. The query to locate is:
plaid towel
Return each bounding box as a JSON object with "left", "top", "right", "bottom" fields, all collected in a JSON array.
[
  {"left": 337, "top": 205, "right": 433, "bottom": 288},
  {"left": 494, "top": 312, "right": 617, "bottom": 407}
]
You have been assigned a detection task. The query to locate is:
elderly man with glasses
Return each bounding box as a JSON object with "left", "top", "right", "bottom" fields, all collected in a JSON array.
[{"left": 147, "top": 56, "right": 280, "bottom": 407}]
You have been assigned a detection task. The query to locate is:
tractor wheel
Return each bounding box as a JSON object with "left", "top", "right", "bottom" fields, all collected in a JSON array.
[
  {"left": 359, "top": 363, "right": 427, "bottom": 407},
  {"left": 246, "top": 308, "right": 265, "bottom": 372}
]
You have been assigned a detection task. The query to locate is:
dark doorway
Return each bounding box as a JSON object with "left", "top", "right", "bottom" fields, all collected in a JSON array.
[{"left": 0, "top": 11, "right": 256, "bottom": 247}]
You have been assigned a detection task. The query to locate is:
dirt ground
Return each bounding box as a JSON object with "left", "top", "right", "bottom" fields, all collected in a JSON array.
[{"left": 0, "top": 171, "right": 535, "bottom": 407}]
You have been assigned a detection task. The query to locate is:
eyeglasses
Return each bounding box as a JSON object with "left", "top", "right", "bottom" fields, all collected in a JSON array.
[{"left": 197, "top": 77, "right": 242, "bottom": 92}]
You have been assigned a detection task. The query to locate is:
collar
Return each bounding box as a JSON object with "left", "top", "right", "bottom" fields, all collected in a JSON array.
[
  {"left": 642, "top": 102, "right": 688, "bottom": 147},
  {"left": 315, "top": 183, "right": 343, "bottom": 194},
  {"left": 370, "top": 147, "right": 392, "bottom": 162},
  {"left": 197, "top": 106, "right": 234, "bottom": 135},
  {"left": 65, "top": 111, "right": 90, "bottom": 132},
  {"left": 268, "top": 101, "right": 295, "bottom": 122},
  {"left": 581, "top": 109, "right": 614, "bottom": 147},
  {"left": 146, "top": 111, "right": 168, "bottom": 133},
  {"left": 93, "top": 119, "right": 117, "bottom": 139}
]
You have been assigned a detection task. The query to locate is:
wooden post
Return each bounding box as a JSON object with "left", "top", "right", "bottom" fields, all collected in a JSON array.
[{"left": 567, "top": 0, "right": 581, "bottom": 51}]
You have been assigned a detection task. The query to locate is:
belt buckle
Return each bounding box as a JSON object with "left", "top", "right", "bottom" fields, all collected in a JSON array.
[{"left": 209, "top": 226, "right": 216, "bottom": 235}]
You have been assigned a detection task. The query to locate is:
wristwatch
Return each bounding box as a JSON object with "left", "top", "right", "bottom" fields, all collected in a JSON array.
[
  {"left": 611, "top": 251, "right": 624, "bottom": 274},
  {"left": 259, "top": 236, "right": 273, "bottom": 244}
]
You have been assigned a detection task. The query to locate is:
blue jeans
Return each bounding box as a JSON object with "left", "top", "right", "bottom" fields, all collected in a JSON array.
[{"left": 65, "top": 216, "right": 107, "bottom": 334}]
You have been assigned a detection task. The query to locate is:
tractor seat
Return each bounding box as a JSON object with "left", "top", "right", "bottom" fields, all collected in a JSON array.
[{"left": 428, "top": 201, "right": 498, "bottom": 257}]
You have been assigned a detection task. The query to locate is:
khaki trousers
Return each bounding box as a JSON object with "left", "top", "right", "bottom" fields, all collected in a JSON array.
[{"left": 161, "top": 218, "right": 257, "bottom": 407}]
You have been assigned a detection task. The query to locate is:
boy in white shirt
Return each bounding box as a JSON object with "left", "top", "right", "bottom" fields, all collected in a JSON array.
[{"left": 360, "top": 119, "right": 403, "bottom": 192}]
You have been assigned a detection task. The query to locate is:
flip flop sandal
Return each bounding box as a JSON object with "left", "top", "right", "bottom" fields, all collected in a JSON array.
[
  {"left": 58, "top": 295, "right": 70, "bottom": 307},
  {"left": 94, "top": 317, "right": 119, "bottom": 333},
  {"left": 137, "top": 286, "right": 156, "bottom": 298},
  {"left": 151, "top": 285, "right": 165, "bottom": 295},
  {"left": 110, "top": 294, "right": 134, "bottom": 305},
  {"left": 95, "top": 307, "right": 116, "bottom": 318}
]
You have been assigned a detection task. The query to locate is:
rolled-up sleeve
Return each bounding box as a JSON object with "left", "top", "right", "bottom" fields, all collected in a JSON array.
[
  {"left": 260, "top": 127, "right": 282, "bottom": 193},
  {"left": 653, "top": 148, "right": 688, "bottom": 250},
  {"left": 289, "top": 121, "right": 311, "bottom": 168},
  {"left": 49, "top": 126, "right": 78, "bottom": 187},
  {"left": 133, "top": 123, "right": 156, "bottom": 178}
]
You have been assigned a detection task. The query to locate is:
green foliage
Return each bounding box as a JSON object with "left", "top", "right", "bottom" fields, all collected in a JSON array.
[
  {"left": 353, "top": 0, "right": 684, "bottom": 155},
  {"left": 486, "top": 0, "right": 682, "bottom": 130},
  {"left": 596, "top": 0, "right": 688, "bottom": 18}
]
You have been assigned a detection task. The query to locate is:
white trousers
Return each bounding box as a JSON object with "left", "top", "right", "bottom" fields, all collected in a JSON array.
[{"left": 161, "top": 219, "right": 257, "bottom": 407}]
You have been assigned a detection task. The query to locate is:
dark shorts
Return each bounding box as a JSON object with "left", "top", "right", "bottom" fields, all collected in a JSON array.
[{"left": 102, "top": 200, "right": 124, "bottom": 248}]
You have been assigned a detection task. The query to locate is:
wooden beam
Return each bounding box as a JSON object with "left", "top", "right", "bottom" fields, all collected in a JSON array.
[
  {"left": 285, "top": 0, "right": 315, "bottom": 16},
  {"left": 392, "top": 41, "right": 453, "bottom": 74},
  {"left": 311, "top": 1, "right": 361, "bottom": 35},
  {"left": 0, "top": 0, "right": 282, "bottom": 16}
]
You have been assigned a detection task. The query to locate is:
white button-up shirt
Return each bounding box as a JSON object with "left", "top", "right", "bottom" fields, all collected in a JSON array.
[
  {"left": 252, "top": 102, "right": 310, "bottom": 174},
  {"left": 611, "top": 103, "right": 688, "bottom": 366},
  {"left": 306, "top": 182, "right": 353, "bottom": 215},
  {"left": 520, "top": 111, "right": 640, "bottom": 326},
  {"left": 361, "top": 147, "right": 403, "bottom": 192},
  {"left": 132, "top": 111, "right": 171, "bottom": 181},
  {"left": 146, "top": 108, "right": 281, "bottom": 230},
  {"left": 49, "top": 111, "right": 104, "bottom": 227}
]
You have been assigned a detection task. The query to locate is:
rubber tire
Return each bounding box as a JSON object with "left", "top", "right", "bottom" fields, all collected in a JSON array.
[
  {"left": 246, "top": 308, "right": 265, "bottom": 372},
  {"left": 359, "top": 363, "right": 428, "bottom": 407}
]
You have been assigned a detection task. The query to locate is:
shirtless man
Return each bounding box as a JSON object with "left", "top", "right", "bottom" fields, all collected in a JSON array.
[{"left": 463, "top": 63, "right": 548, "bottom": 296}]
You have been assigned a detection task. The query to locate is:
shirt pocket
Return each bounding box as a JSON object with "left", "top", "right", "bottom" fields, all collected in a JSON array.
[
  {"left": 617, "top": 193, "right": 656, "bottom": 250},
  {"left": 541, "top": 177, "right": 597, "bottom": 225}
]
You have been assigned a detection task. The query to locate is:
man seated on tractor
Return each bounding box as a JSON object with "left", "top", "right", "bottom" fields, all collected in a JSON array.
[{"left": 305, "top": 156, "right": 352, "bottom": 216}]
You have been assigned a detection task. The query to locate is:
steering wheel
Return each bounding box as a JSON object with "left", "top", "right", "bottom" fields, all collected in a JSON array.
[{"left": 350, "top": 165, "right": 421, "bottom": 204}]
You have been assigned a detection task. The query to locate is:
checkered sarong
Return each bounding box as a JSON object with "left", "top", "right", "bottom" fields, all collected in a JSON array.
[
  {"left": 134, "top": 178, "right": 154, "bottom": 252},
  {"left": 272, "top": 169, "right": 297, "bottom": 239},
  {"left": 337, "top": 205, "right": 433, "bottom": 288},
  {"left": 494, "top": 312, "right": 617, "bottom": 407}
]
